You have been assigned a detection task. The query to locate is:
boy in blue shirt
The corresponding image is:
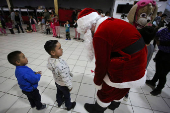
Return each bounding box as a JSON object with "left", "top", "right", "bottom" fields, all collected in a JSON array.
[
  {"left": 64, "top": 20, "right": 71, "bottom": 40},
  {"left": 7, "top": 51, "right": 46, "bottom": 110}
]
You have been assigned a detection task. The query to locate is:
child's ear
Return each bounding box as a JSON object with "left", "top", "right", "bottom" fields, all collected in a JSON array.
[
  {"left": 15, "top": 60, "right": 20, "bottom": 65},
  {"left": 50, "top": 51, "right": 55, "bottom": 56}
]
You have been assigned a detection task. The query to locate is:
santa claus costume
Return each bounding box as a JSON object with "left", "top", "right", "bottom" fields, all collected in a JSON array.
[{"left": 77, "top": 8, "right": 147, "bottom": 113}]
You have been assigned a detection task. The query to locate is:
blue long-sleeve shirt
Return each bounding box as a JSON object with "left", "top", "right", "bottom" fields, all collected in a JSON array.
[{"left": 15, "top": 66, "right": 41, "bottom": 92}]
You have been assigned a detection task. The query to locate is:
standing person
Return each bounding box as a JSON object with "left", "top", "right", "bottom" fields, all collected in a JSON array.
[
  {"left": 50, "top": 19, "right": 57, "bottom": 37},
  {"left": 0, "top": 17, "right": 7, "bottom": 35},
  {"left": 41, "top": 16, "right": 45, "bottom": 33},
  {"left": 146, "top": 23, "right": 170, "bottom": 96},
  {"left": 64, "top": 20, "right": 70, "bottom": 40},
  {"left": 73, "top": 20, "right": 80, "bottom": 40},
  {"left": 153, "top": 11, "right": 162, "bottom": 27},
  {"left": 46, "top": 21, "right": 50, "bottom": 35},
  {"left": 77, "top": 8, "right": 147, "bottom": 113},
  {"left": 6, "top": 20, "right": 15, "bottom": 34},
  {"left": 72, "top": 10, "right": 77, "bottom": 24},
  {"left": 44, "top": 40, "right": 76, "bottom": 111},
  {"left": 53, "top": 15, "right": 60, "bottom": 38},
  {"left": 153, "top": 14, "right": 167, "bottom": 49},
  {"left": 14, "top": 10, "right": 24, "bottom": 33},
  {"left": 44, "top": 8, "right": 50, "bottom": 23},
  {"left": 38, "top": 18, "right": 42, "bottom": 32},
  {"left": 10, "top": 7, "right": 15, "bottom": 26},
  {"left": 7, "top": 51, "right": 46, "bottom": 110},
  {"left": 30, "top": 16, "right": 37, "bottom": 32}
]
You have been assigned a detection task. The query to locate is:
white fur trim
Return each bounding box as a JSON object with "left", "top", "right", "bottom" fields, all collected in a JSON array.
[
  {"left": 95, "top": 16, "right": 108, "bottom": 32},
  {"left": 94, "top": 83, "right": 102, "bottom": 90},
  {"left": 103, "top": 70, "right": 147, "bottom": 88},
  {"left": 96, "top": 96, "right": 111, "bottom": 108},
  {"left": 77, "top": 12, "right": 99, "bottom": 27}
]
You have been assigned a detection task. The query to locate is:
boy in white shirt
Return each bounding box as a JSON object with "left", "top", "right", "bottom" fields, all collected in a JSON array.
[{"left": 44, "top": 40, "right": 76, "bottom": 111}]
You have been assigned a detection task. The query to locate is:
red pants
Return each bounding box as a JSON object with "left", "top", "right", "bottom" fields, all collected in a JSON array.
[
  {"left": 97, "top": 82, "right": 129, "bottom": 103},
  {"left": 52, "top": 28, "right": 57, "bottom": 37},
  {"left": 55, "top": 26, "right": 60, "bottom": 36},
  {"left": 31, "top": 24, "right": 36, "bottom": 32},
  {"left": 0, "top": 28, "right": 6, "bottom": 34},
  {"left": 75, "top": 28, "right": 80, "bottom": 38}
]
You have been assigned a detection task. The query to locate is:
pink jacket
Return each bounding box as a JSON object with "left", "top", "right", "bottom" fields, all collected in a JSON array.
[{"left": 50, "top": 22, "right": 55, "bottom": 29}]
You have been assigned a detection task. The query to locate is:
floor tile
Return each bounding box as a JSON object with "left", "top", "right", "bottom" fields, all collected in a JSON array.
[
  {"left": 161, "top": 87, "right": 170, "bottom": 98},
  {"left": 112, "top": 104, "right": 133, "bottom": 113},
  {"left": 70, "top": 82, "right": 81, "bottom": 95},
  {"left": 69, "top": 54, "right": 80, "bottom": 60},
  {"left": 0, "top": 79, "right": 17, "bottom": 92},
  {"left": 73, "top": 95, "right": 94, "bottom": 113},
  {"left": 0, "top": 77, "right": 7, "bottom": 83},
  {"left": 50, "top": 107, "right": 72, "bottom": 113},
  {"left": 0, "top": 68, "right": 15, "bottom": 78},
  {"left": 71, "top": 72, "right": 84, "bottom": 83},
  {"left": 78, "top": 84, "right": 95, "bottom": 98},
  {"left": 38, "top": 76, "right": 53, "bottom": 87},
  {"left": 75, "top": 60, "right": 87, "bottom": 67},
  {"left": 66, "top": 59, "right": 77, "bottom": 65},
  {"left": 0, "top": 92, "right": 5, "bottom": 97},
  {"left": 163, "top": 98, "right": 170, "bottom": 108},
  {"left": 30, "top": 59, "right": 44, "bottom": 65},
  {"left": 132, "top": 106, "right": 153, "bottom": 113},
  {"left": 6, "top": 98, "right": 31, "bottom": 113},
  {"left": 72, "top": 66, "right": 85, "bottom": 74},
  {"left": 146, "top": 95, "right": 170, "bottom": 113},
  {"left": 0, "top": 94, "right": 19, "bottom": 113},
  {"left": 129, "top": 92, "right": 151, "bottom": 109},
  {"left": 41, "top": 88, "right": 56, "bottom": 106},
  {"left": 7, "top": 84, "right": 23, "bottom": 97},
  {"left": 28, "top": 105, "right": 52, "bottom": 113},
  {"left": 0, "top": 67, "right": 9, "bottom": 74},
  {"left": 82, "top": 74, "right": 94, "bottom": 85}
]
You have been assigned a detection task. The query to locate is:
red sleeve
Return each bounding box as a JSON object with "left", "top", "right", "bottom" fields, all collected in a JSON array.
[{"left": 93, "top": 37, "right": 112, "bottom": 86}]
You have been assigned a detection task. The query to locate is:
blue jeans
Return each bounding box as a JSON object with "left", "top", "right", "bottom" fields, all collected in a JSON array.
[{"left": 55, "top": 83, "right": 72, "bottom": 108}]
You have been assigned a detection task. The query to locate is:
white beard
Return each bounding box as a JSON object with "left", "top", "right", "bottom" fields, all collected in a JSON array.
[{"left": 84, "top": 29, "right": 95, "bottom": 62}]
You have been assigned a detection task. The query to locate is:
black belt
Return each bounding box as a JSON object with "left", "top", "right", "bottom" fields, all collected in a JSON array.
[{"left": 111, "top": 38, "right": 145, "bottom": 58}]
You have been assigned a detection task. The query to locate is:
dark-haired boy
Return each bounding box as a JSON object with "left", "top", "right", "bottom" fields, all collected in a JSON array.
[
  {"left": 7, "top": 51, "right": 46, "bottom": 110},
  {"left": 44, "top": 40, "right": 76, "bottom": 111},
  {"left": 64, "top": 20, "right": 71, "bottom": 40}
]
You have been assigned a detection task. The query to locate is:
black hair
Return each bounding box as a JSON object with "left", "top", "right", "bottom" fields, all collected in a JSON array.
[
  {"left": 105, "top": 11, "right": 110, "bottom": 16},
  {"left": 67, "top": 20, "right": 69, "bottom": 23},
  {"left": 15, "top": 10, "right": 19, "bottom": 12},
  {"left": 7, "top": 51, "right": 22, "bottom": 65},
  {"left": 44, "top": 40, "right": 58, "bottom": 55},
  {"left": 138, "top": 26, "right": 156, "bottom": 44},
  {"left": 161, "top": 14, "right": 167, "bottom": 17},
  {"left": 166, "top": 22, "right": 170, "bottom": 29}
]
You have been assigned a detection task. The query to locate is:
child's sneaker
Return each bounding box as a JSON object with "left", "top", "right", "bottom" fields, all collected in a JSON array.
[
  {"left": 66, "top": 39, "right": 68, "bottom": 40},
  {"left": 67, "top": 102, "right": 76, "bottom": 111},
  {"left": 123, "top": 96, "right": 128, "bottom": 101},
  {"left": 37, "top": 103, "right": 47, "bottom": 110}
]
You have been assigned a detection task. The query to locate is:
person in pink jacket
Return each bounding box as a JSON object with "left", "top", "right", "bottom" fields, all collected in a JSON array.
[
  {"left": 30, "top": 16, "right": 37, "bottom": 32},
  {"left": 50, "top": 19, "right": 57, "bottom": 37}
]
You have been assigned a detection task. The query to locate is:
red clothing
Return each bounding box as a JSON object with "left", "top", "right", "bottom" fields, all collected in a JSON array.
[
  {"left": 6, "top": 22, "right": 13, "bottom": 29},
  {"left": 50, "top": 22, "right": 55, "bottom": 29},
  {"left": 93, "top": 18, "right": 147, "bottom": 102},
  {"left": 53, "top": 18, "right": 60, "bottom": 26}
]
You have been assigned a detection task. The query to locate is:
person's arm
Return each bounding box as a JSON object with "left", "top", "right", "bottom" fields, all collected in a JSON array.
[
  {"left": 23, "top": 71, "right": 41, "bottom": 84},
  {"left": 93, "top": 37, "right": 112, "bottom": 89},
  {"left": 34, "top": 19, "right": 37, "bottom": 24}
]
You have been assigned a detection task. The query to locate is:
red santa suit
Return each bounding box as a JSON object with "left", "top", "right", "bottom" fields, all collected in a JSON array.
[{"left": 77, "top": 8, "right": 147, "bottom": 112}]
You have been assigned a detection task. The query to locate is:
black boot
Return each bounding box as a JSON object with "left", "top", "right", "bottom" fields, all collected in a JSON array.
[
  {"left": 84, "top": 102, "right": 107, "bottom": 113},
  {"left": 108, "top": 101, "right": 120, "bottom": 110},
  {"left": 150, "top": 88, "right": 162, "bottom": 96},
  {"left": 146, "top": 80, "right": 156, "bottom": 89}
]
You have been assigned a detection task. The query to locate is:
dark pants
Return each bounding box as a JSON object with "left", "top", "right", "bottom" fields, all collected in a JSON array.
[
  {"left": 66, "top": 32, "right": 70, "bottom": 39},
  {"left": 151, "top": 50, "right": 170, "bottom": 90},
  {"left": 46, "top": 29, "right": 50, "bottom": 34},
  {"left": 9, "top": 29, "right": 14, "bottom": 34},
  {"left": 55, "top": 83, "right": 72, "bottom": 108},
  {"left": 15, "top": 22, "right": 24, "bottom": 33},
  {"left": 153, "top": 40, "right": 157, "bottom": 48},
  {"left": 22, "top": 88, "right": 42, "bottom": 109}
]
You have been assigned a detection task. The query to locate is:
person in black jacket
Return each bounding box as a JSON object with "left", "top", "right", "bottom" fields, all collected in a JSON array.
[{"left": 73, "top": 20, "right": 80, "bottom": 40}]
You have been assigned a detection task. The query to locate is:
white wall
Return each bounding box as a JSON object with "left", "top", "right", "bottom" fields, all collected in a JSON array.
[{"left": 113, "top": 0, "right": 168, "bottom": 22}]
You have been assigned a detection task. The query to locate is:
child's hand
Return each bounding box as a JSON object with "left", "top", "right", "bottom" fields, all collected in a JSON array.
[
  {"left": 69, "top": 88, "right": 72, "bottom": 92},
  {"left": 36, "top": 71, "right": 42, "bottom": 75}
]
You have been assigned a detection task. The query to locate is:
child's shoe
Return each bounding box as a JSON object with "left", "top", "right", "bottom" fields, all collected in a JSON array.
[
  {"left": 73, "top": 38, "right": 77, "bottom": 39},
  {"left": 67, "top": 102, "right": 76, "bottom": 111},
  {"left": 37, "top": 103, "right": 47, "bottom": 110},
  {"left": 66, "top": 39, "right": 68, "bottom": 40}
]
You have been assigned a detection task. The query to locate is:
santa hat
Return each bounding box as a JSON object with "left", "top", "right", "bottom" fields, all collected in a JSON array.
[{"left": 77, "top": 8, "right": 100, "bottom": 34}]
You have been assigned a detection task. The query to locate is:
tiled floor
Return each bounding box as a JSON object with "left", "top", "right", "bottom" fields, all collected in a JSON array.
[{"left": 0, "top": 26, "right": 170, "bottom": 113}]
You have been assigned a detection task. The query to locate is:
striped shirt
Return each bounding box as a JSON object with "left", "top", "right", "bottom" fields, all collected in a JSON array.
[{"left": 156, "top": 28, "right": 170, "bottom": 53}]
